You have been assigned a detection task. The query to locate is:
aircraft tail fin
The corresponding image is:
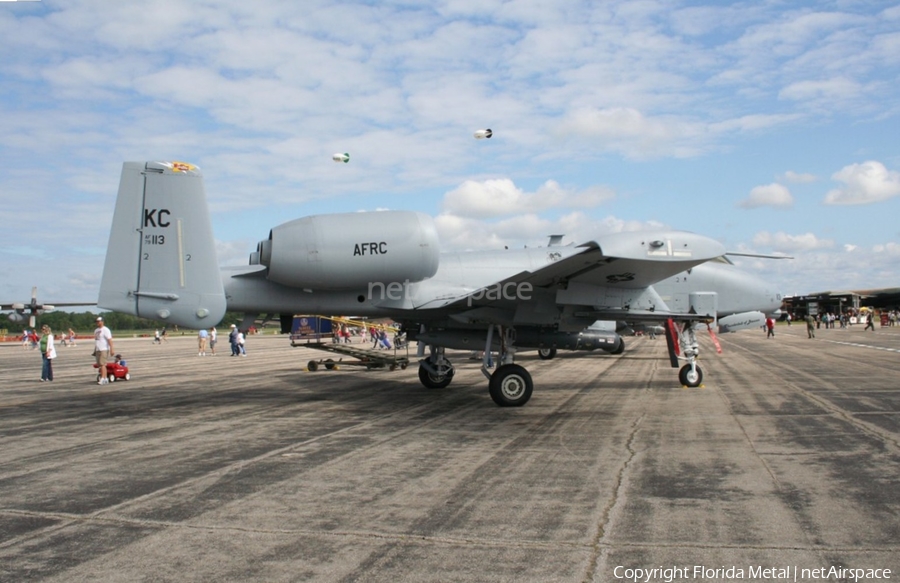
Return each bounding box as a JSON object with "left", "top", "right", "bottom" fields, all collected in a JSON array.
[{"left": 98, "top": 161, "right": 226, "bottom": 328}]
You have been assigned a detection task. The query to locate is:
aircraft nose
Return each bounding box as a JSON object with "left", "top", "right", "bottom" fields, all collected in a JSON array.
[
  {"left": 743, "top": 271, "right": 782, "bottom": 316},
  {"left": 772, "top": 293, "right": 785, "bottom": 316}
]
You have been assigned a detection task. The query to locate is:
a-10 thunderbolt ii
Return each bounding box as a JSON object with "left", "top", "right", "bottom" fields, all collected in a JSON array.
[{"left": 98, "top": 161, "right": 782, "bottom": 407}]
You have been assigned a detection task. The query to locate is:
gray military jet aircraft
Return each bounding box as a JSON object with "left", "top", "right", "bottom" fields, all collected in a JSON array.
[{"left": 98, "top": 161, "right": 781, "bottom": 406}]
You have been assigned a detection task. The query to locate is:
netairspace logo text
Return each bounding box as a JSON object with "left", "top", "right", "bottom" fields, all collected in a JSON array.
[{"left": 613, "top": 565, "right": 892, "bottom": 583}]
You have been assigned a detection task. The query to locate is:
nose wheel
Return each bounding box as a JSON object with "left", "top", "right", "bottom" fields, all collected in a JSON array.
[
  {"left": 666, "top": 318, "right": 708, "bottom": 388},
  {"left": 678, "top": 363, "right": 703, "bottom": 387}
]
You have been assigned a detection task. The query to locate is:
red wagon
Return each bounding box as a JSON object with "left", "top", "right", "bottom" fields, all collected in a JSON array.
[{"left": 93, "top": 357, "right": 130, "bottom": 382}]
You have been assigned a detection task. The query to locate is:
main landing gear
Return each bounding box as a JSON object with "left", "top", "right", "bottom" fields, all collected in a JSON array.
[{"left": 417, "top": 324, "right": 534, "bottom": 407}]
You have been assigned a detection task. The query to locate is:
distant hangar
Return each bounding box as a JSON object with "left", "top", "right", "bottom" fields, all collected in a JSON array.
[{"left": 783, "top": 287, "right": 900, "bottom": 317}]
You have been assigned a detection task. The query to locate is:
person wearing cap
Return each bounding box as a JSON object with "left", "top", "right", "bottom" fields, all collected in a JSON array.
[
  {"left": 228, "top": 324, "right": 240, "bottom": 356},
  {"left": 94, "top": 317, "right": 114, "bottom": 384}
]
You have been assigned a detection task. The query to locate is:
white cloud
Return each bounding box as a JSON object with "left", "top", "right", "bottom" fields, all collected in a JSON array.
[
  {"left": 556, "top": 107, "right": 708, "bottom": 159},
  {"left": 752, "top": 231, "right": 834, "bottom": 252},
  {"left": 441, "top": 178, "right": 614, "bottom": 218},
  {"left": 730, "top": 236, "right": 900, "bottom": 295},
  {"left": 779, "top": 77, "right": 863, "bottom": 103},
  {"left": 709, "top": 113, "right": 801, "bottom": 133},
  {"left": 779, "top": 170, "right": 817, "bottom": 183},
  {"left": 434, "top": 211, "right": 667, "bottom": 252},
  {"left": 738, "top": 183, "right": 794, "bottom": 209},
  {"left": 872, "top": 242, "right": 900, "bottom": 256},
  {"left": 824, "top": 161, "right": 900, "bottom": 205}
]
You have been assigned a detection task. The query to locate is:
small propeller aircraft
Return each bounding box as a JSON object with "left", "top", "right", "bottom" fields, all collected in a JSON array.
[
  {"left": 2, "top": 287, "right": 96, "bottom": 328},
  {"left": 98, "top": 161, "right": 782, "bottom": 406}
]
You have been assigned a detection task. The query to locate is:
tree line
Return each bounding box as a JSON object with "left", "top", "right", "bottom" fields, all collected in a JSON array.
[{"left": 5, "top": 311, "right": 248, "bottom": 334}]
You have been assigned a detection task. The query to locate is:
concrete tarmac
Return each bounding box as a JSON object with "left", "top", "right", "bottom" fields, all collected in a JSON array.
[{"left": 1, "top": 325, "right": 898, "bottom": 582}]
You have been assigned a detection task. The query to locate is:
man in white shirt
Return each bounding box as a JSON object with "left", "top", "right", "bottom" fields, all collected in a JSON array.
[{"left": 94, "top": 317, "right": 114, "bottom": 385}]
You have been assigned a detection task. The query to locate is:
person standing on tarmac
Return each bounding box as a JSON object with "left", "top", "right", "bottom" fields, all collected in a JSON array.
[
  {"left": 198, "top": 327, "right": 209, "bottom": 356},
  {"left": 229, "top": 324, "right": 240, "bottom": 356},
  {"left": 94, "top": 317, "right": 114, "bottom": 384},
  {"left": 40, "top": 324, "right": 56, "bottom": 381},
  {"left": 806, "top": 314, "right": 816, "bottom": 339},
  {"left": 864, "top": 312, "right": 876, "bottom": 331}
]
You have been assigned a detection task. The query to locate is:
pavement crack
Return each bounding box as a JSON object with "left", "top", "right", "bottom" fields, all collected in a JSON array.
[{"left": 582, "top": 413, "right": 644, "bottom": 583}]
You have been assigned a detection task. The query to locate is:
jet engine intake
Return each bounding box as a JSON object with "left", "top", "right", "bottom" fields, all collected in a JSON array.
[{"left": 252, "top": 211, "right": 440, "bottom": 290}]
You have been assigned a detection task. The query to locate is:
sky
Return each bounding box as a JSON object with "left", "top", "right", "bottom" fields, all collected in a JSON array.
[{"left": 1, "top": 0, "right": 899, "bottom": 312}]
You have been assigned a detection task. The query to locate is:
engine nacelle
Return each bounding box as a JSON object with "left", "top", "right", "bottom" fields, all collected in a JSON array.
[
  {"left": 253, "top": 211, "right": 440, "bottom": 290},
  {"left": 7, "top": 312, "right": 25, "bottom": 323},
  {"left": 718, "top": 311, "right": 766, "bottom": 333}
]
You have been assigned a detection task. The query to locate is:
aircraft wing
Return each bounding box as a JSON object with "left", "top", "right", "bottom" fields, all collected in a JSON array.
[
  {"left": 3, "top": 293, "right": 96, "bottom": 327},
  {"left": 2, "top": 300, "right": 97, "bottom": 309},
  {"left": 415, "top": 230, "right": 725, "bottom": 325},
  {"left": 1, "top": 300, "right": 96, "bottom": 312}
]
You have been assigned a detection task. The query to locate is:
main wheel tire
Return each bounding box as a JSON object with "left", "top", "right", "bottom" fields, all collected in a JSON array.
[
  {"left": 537, "top": 347, "right": 557, "bottom": 360},
  {"left": 489, "top": 364, "right": 533, "bottom": 407},
  {"left": 679, "top": 364, "right": 703, "bottom": 387},
  {"left": 324, "top": 358, "right": 336, "bottom": 370},
  {"left": 418, "top": 362, "right": 454, "bottom": 389},
  {"left": 308, "top": 360, "right": 319, "bottom": 372}
]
